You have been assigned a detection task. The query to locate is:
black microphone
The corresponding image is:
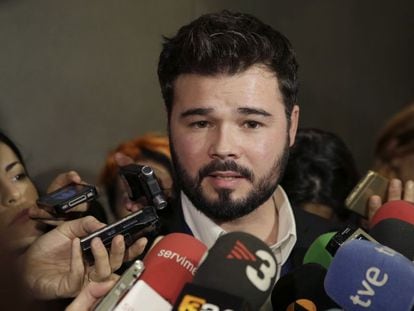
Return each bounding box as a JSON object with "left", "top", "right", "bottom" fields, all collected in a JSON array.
[
  {"left": 370, "top": 218, "right": 414, "bottom": 260},
  {"left": 271, "top": 263, "right": 339, "bottom": 311},
  {"left": 174, "top": 283, "right": 250, "bottom": 311},
  {"left": 174, "top": 231, "right": 278, "bottom": 310}
]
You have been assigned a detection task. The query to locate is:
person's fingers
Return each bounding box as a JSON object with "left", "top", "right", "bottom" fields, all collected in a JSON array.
[
  {"left": 28, "top": 206, "right": 64, "bottom": 226},
  {"left": 62, "top": 238, "right": 85, "bottom": 298},
  {"left": 89, "top": 238, "right": 112, "bottom": 282},
  {"left": 65, "top": 280, "right": 116, "bottom": 311},
  {"left": 124, "top": 237, "right": 148, "bottom": 261},
  {"left": 125, "top": 201, "right": 142, "bottom": 213},
  {"left": 68, "top": 202, "right": 89, "bottom": 213},
  {"left": 387, "top": 178, "right": 403, "bottom": 201},
  {"left": 108, "top": 235, "right": 125, "bottom": 272},
  {"left": 57, "top": 216, "right": 105, "bottom": 239},
  {"left": 403, "top": 180, "right": 414, "bottom": 203},
  {"left": 47, "top": 171, "right": 82, "bottom": 193},
  {"left": 367, "top": 195, "right": 382, "bottom": 222}
]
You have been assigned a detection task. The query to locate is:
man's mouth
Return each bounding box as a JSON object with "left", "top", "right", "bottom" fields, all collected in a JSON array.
[{"left": 207, "top": 171, "right": 246, "bottom": 183}]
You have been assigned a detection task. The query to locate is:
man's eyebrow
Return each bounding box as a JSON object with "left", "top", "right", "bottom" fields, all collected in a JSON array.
[
  {"left": 5, "top": 161, "right": 19, "bottom": 172},
  {"left": 180, "top": 108, "right": 214, "bottom": 118},
  {"left": 237, "top": 107, "right": 272, "bottom": 117}
]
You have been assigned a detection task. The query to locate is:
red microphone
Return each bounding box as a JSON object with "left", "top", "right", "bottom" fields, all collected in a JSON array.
[
  {"left": 114, "top": 233, "right": 208, "bottom": 310},
  {"left": 370, "top": 200, "right": 414, "bottom": 228},
  {"left": 141, "top": 233, "right": 207, "bottom": 304}
]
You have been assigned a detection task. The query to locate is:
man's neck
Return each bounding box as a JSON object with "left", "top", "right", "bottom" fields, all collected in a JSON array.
[{"left": 217, "top": 196, "right": 279, "bottom": 246}]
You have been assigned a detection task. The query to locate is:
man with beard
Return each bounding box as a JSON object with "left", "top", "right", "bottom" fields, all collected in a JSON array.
[
  {"left": 154, "top": 10, "right": 300, "bottom": 281},
  {"left": 121, "top": 10, "right": 299, "bottom": 281}
]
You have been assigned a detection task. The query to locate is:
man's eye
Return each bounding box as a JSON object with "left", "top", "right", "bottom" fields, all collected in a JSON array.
[
  {"left": 190, "top": 121, "right": 210, "bottom": 128},
  {"left": 243, "top": 121, "right": 262, "bottom": 129}
]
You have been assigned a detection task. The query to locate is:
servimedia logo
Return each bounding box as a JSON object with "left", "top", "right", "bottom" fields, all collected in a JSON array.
[{"left": 157, "top": 249, "right": 197, "bottom": 275}]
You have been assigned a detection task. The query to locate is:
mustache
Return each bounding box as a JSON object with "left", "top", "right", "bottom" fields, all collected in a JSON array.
[{"left": 198, "top": 160, "right": 254, "bottom": 182}]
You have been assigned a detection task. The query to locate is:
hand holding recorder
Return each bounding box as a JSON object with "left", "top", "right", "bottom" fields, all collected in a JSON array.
[
  {"left": 31, "top": 171, "right": 98, "bottom": 225},
  {"left": 346, "top": 171, "right": 414, "bottom": 221},
  {"left": 367, "top": 178, "right": 414, "bottom": 220},
  {"left": 22, "top": 216, "right": 148, "bottom": 300},
  {"left": 79, "top": 162, "right": 166, "bottom": 263}
]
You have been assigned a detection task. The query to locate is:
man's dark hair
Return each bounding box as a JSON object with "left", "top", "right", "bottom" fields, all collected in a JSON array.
[{"left": 158, "top": 10, "right": 298, "bottom": 119}]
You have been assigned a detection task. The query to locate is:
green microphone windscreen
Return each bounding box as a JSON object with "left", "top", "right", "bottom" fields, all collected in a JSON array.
[{"left": 303, "top": 232, "right": 336, "bottom": 269}]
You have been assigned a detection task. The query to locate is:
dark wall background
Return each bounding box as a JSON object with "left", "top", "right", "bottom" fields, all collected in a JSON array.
[{"left": 0, "top": 0, "right": 413, "bottom": 191}]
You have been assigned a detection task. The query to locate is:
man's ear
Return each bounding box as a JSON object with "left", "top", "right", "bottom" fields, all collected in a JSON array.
[{"left": 288, "top": 105, "right": 300, "bottom": 147}]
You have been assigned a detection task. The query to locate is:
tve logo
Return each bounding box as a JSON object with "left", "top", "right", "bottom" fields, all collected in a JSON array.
[
  {"left": 348, "top": 245, "right": 395, "bottom": 307},
  {"left": 349, "top": 267, "right": 389, "bottom": 307},
  {"left": 177, "top": 295, "right": 234, "bottom": 311}
]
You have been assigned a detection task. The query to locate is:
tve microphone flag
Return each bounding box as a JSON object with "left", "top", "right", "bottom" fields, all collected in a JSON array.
[
  {"left": 324, "top": 239, "right": 414, "bottom": 311},
  {"left": 191, "top": 231, "right": 278, "bottom": 310}
]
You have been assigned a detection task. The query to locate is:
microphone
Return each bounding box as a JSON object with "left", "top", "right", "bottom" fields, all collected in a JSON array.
[
  {"left": 174, "top": 231, "right": 278, "bottom": 310},
  {"left": 114, "top": 280, "right": 172, "bottom": 311},
  {"left": 370, "top": 200, "right": 414, "bottom": 228},
  {"left": 302, "top": 232, "right": 336, "bottom": 269},
  {"left": 114, "top": 233, "right": 207, "bottom": 310},
  {"left": 303, "top": 226, "right": 376, "bottom": 269},
  {"left": 370, "top": 218, "right": 414, "bottom": 260},
  {"left": 286, "top": 299, "right": 316, "bottom": 311},
  {"left": 173, "top": 283, "right": 250, "bottom": 311},
  {"left": 271, "top": 263, "right": 339, "bottom": 311},
  {"left": 324, "top": 239, "right": 414, "bottom": 311},
  {"left": 324, "top": 226, "right": 377, "bottom": 257}
]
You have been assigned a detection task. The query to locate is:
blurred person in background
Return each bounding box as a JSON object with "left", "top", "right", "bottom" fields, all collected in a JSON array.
[
  {"left": 100, "top": 133, "right": 173, "bottom": 220},
  {"left": 280, "top": 128, "right": 360, "bottom": 224},
  {"left": 367, "top": 103, "right": 414, "bottom": 218},
  {"left": 373, "top": 102, "right": 414, "bottom": 183},
  {"left": 280, "top": 128, "right": 361, "bottom": 264}
]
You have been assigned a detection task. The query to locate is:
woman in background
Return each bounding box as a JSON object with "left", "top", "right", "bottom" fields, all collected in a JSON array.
[
  {"left": 0, "top": 131, "right": 47, "bottom": 254},
  {"left": 373, "top": 103, "right": 414, "bottom": 182},
  {"left": 100, "top": 133, "right": 173, "bottom": 220},
  {"left": 0, "top": 130, "right": 105, "bottom": 254}
]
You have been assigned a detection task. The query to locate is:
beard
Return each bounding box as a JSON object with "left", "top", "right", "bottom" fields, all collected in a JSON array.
[{"left": 170, "top": 136, "right": 290, "bottom": 222}]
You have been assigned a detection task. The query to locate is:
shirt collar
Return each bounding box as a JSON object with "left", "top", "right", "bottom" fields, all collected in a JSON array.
[{"left": 181, "top": 186, "right": 297, "bottom": 266}]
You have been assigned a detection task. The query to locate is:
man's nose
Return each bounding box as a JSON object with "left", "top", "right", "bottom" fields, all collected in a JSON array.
[{"left": 208, "top": 126, "right": 241, "bottom": 161}]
